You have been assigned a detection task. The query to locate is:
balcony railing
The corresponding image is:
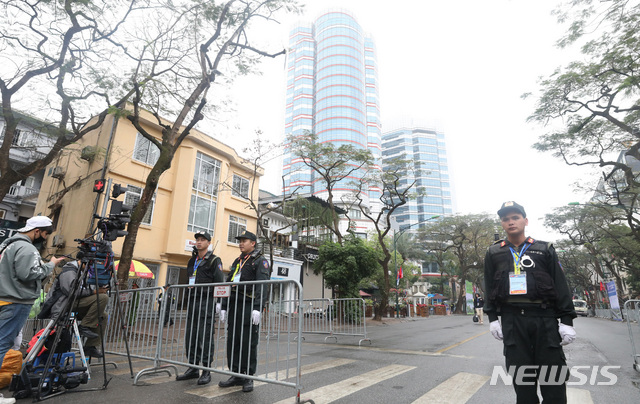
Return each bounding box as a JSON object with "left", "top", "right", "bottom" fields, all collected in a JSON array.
[{"left": 8, "top": 185, "right": 38, "bottom": 199}]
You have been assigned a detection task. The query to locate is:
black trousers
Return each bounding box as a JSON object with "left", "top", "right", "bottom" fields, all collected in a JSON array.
[
  {"left": 184, "top": 296, "right": 215, "bottom": 367},
  {"left": 501, "top": 312, "right": 568, "bottom": 404},
  {"left": 226, "top": 297, "right": 259, "bottom": 375}
]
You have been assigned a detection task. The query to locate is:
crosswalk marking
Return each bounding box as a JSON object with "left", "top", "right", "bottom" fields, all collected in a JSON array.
[
  {"left": 186, "top": 358, "right": 356, "bottom": 399},
  {"left": 281, "top": 364, "right": 415, "bottom": 404},
  {"left": 567, "top": 387, "right": 594, "bottom": 404},
  {"left": 412, "top": 372, "right": 489, "bottom": 404}
]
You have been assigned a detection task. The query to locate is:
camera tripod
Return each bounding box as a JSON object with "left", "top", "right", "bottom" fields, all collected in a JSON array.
[{"left": 10, "top": 244, "right": 134, "bottom": 401}]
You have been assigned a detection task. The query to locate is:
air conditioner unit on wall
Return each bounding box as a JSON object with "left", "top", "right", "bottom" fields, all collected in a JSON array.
[
  {"left": 51, "top": 166, "right": 65, "bottom": 179},
  {"left": 52, "top": 235, "right": 65, "bottom": 248}
]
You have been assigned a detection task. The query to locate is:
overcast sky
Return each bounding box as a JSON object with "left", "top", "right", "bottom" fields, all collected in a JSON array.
[{"left": 214, "top": 0, "right": 596, "bottom": 241}]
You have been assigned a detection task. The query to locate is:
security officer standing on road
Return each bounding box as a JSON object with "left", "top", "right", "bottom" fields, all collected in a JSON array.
[
  {"left": 484, "top": 201, "right": 577, "bottom": 404},
  {"left": 218, "top": 230, "right": 270, "bottom": 393},
  {"left": 175, "top": 232, "right": 224, "bottom": 385}
]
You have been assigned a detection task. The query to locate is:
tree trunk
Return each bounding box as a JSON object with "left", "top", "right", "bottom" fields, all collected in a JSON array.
[{"left": 117, "top": 148, "right": 173, "bottom": 285}]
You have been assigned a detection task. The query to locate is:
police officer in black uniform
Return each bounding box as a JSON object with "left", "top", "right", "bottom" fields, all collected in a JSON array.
[
  {"left": 175, "top": 232, "right": 224, "bottom": 385},
  {"left": 218, "top": 230, "right": 270, "bottom": 393},
  {"left": 484, "top": 201, "right": 577, "bottom": 404}
]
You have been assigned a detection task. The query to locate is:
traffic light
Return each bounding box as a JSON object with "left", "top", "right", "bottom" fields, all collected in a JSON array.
[
  {"left": 93, "top": 179, "right": 106, "bottom": 193},
  {"left": 112, "top": 183, "right": 128, "bottom": 198}
]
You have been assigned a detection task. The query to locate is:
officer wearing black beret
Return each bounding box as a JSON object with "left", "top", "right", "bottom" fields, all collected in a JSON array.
[
  {"left": 218, "top": 230, "right": 270, "bottom": 393},
  {"left": 484, "top": 201, "right": 577, "bottom": 404}
]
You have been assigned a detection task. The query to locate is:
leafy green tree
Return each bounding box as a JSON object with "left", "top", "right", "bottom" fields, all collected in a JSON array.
[
  {"left": 543, "top": 204, "right": 637, "bottom": 298},
  {"left": 418, "top": 214, "right": 500, "bottom": 313},
  {"left": 529, "top": 0, "right": 640, "bottom": 245},
  {"left": 313, "top": 236, "right": 380, "bottom": 299},
  {"left": 286, "top": 131, "right": 374, "bottom": 245},
  {"left": 351, "top": 156, "right": 420, "bottom": 320}
]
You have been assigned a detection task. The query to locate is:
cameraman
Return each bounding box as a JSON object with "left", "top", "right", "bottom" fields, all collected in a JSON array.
[
  {"left": 0, "top": 216, "right": 64, "bottom": 369},
  {"left": 39, "top": 259, "right": 109, "bottom": 358}
]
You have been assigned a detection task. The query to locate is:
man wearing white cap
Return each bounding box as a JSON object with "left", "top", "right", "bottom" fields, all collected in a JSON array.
[{"left": 0, "top": 216, "right": 65, "bottom": 372}]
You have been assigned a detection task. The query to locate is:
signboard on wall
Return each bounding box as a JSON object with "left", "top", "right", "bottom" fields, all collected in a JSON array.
[
  {"left": 277, "top": 267, "right": 289, "bottom": 277},
  {"left": 0, "top": 220, "right": 24, "bottom": 243}
]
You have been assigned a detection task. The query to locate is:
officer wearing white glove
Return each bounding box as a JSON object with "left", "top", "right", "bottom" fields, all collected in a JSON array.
[
  {"left": 219, "top": 310, "right": 226, "bottom": 323},
  {"left": 483, "top": 201, "right": 578, "bottom": 404},
  {"left": 558, "top": 323, "right": 576, "bottom": 345},
  {"left": 490, "top": 320, "right": 503, "bottom": 340},
  {"left": 251, "top": 310, "right": 261, "bottom": 325}
]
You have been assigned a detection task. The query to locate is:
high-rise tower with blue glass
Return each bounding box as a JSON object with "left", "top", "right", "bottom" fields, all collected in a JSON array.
[
  {"left": 382, "top": 127, "right": 454, "bottom": 229},
  {"left": 282, "top": 11, "right": 382, "bottom": 233}
]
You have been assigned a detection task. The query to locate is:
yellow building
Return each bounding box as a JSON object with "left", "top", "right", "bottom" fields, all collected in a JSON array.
[{"left": 34, "top": 108, "right": 262, "bottom": 286}]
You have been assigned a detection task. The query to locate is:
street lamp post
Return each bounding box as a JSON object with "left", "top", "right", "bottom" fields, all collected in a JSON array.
[{"left": 392, "top": 215, "right": 440, "bottom": 319}]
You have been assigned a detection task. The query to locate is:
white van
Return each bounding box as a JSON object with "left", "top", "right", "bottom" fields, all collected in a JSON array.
[{"left": 573, "top": 299, "right": 588, "bottom": 317}]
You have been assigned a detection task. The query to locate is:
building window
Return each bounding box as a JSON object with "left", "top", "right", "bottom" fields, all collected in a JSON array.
[
  {"left": 133, "top": 133, "right": 160, "bottom": 166},
  {"left": 227, "top": 215, "right": 247, "bottom": 243},
  {"left": 188, "top": 194, "right": 216, "bottom": 234},
  {"left": 11, "top": 129, "right": 22, "bottom": 146},
  {"left": 188, "top": 152, "right": 221, "bottom": 234},
  {"left": 125, "top": 185, "right": 155, "bottom": 225},
  {"left": 0, "top": 209, "right": 5, "bottom": 219},
  {"left": 232, "top": 174, "right": 249, "bottom": 198},
  {"left": 193, "top": 152, "right": 221, "bottom": 196}
]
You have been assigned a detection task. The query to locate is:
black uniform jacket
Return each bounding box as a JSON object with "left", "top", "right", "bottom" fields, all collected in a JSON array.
[
  {"left": 222, "top": 248, "right": 270, "bottom": 312},
  {"left": 186, "top": 251, "right": 224, "bottom": 298},
  {"left": 484, "top": 237, "right": 576, "bottom": 325}
]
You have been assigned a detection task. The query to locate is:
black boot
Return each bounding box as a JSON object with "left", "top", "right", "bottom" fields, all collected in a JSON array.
[
  {"left": 85, "top": 346, "right": 103, "bottom": 358},
  {"left": 176, "top": 367, "right": 199, "bottom": 381},
  {"left": 197, "top": 370, "right": 211, "bottom": 385},
  {"left": 242, "top": 378, "right": 254, "bottom": 392},
  {"left": 218, "top": 376, "right": 244, "bottom": 388}
]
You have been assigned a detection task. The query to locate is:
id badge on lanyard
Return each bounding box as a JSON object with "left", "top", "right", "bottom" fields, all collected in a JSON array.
[
  {"left": 189, "top": 258, "right": 201, "bottom": 285},
  {"left": 508, "top": 243, "right": 531, "bottom": 295},
  {"left": 509, "top": 272, "right": 527, "bottom": 295}
]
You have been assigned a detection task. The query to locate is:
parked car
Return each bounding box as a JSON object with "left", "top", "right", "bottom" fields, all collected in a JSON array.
[{"left": 573, "top": 299, "right": 588, "bottom": 317}]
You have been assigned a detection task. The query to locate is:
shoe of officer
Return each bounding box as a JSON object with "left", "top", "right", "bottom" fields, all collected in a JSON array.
[
  {"left": 242, "top": 378, "right": 254, "bottom": 393},
  {"left": 218, "top": 375, "right": 244, "bottom": 388},
  {"left": 78, "top": 326, "right": 99, "bottom": 339},
  {"left": 85, "top": 346, "right": 103, "bottom": 358},
  {"left": 176, "top": 367, "right": 199, "bottom": 381},
  {"left": 197, "top": 370, "right": 211, "bottom": 385}
]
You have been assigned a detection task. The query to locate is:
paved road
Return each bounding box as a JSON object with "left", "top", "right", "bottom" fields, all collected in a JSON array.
[{"left": 2, "top": 314, "right": 639, "bottom": 403}]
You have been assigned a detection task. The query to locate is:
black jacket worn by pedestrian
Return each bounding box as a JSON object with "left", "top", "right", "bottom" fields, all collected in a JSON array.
[
  {"left": 222, "top": 248, "right": 270, "bottom": 312},
  {"left": 474, "top": 296, "right": 484, "bottom": 309},
  {"left": 483, "top": 237, "right": 576, "bottom": 325}
]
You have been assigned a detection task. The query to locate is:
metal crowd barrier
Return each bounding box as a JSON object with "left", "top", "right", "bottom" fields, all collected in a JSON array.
[
  {"left": 624, "top": 300, "right": 640, "bottom": 372},
  {"left": 107, "top": 280, "right": 306, "bottom": 400},
  {"left": 270, "top": 298, "right": 370, "bottom": 346},
  {"left": 331, "top": 298, "right": 370, "bottom": 345}
]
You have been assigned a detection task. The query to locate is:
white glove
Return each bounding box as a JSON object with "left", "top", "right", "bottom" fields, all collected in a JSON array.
[
  {"left": 216, "top": 302, "right": 221, "bottom": 314},
  {"left": 559, "top": 323, "right": 576, "bottom": 345},
  {"left": 219, "top": 310, "right": 226, "bottom": 323},
  {"left": 251, "top": 310, "right": 261, "bottom": 325},
  {"left": 490, "top": 320, "right": 503, "bottom": 340}
]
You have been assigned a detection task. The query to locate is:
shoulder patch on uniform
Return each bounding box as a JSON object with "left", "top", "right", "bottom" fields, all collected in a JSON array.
[
  {"left": 263, "top": 260, "right": 269, "bottom": 269},
  {"left": 500, "top": 241, "right": 506, "bottom": 247},
  {"left": 526, "top": 237, "right": 535, "bottom": 244}
]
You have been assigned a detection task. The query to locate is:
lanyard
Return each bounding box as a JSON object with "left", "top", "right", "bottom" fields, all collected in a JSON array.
[
  {"left": 231, "top": 255, "right": 251, "bottom": 280},
  {"left": 509, "top": 243, "right": 530, "bottom": 275},
  {"left": 193, "top": 256, "right": 204, "bottom": 277}
]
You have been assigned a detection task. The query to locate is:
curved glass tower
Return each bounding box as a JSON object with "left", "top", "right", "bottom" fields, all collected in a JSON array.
[{"left": 283, "top": 11, "right": 382, "bottom": 218}]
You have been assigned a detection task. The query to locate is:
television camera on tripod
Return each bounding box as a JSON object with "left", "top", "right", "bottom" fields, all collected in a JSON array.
[{"left": 9, "top": 182, "right": 134, "bottom": 401}]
